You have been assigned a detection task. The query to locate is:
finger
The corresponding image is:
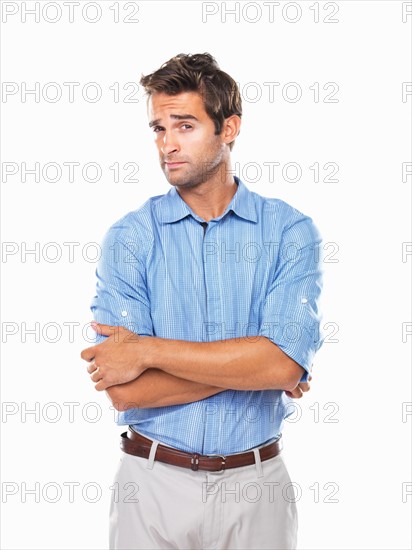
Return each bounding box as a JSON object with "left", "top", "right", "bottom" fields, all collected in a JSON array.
[
  {"left": 308, "top": 374, "right": 312, "bottom": 382},
  {"left": 95, "top": 379, "right": 110, "bottom": 392},
  {"left": 285, "top": 387, "right": 302, "bottom": 399},
  {"left": 81, "top": 346, "right": 95, "bottom": 362},
  {"left": 299, "top": 382, "right": 311, "bottom": 393},
  {"left": 294, "top": 387, "right": 303, "bottom": 399},
  {"left": 91, "top": 322, "right": 119, "bottom": 337},
  {"left": 90, "top": 368, "right": 102, "bottom": 383},
  {"left": 87, "top": 362, "right": 98, "bottom": 374}
]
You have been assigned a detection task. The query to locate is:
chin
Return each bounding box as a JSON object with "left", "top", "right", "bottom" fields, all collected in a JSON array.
[
  {"left": 163, "top": 173, "right": 191, "bottom": 188},
  {"left": 163, "top": 173, "right": 181, "bottom": 185}
]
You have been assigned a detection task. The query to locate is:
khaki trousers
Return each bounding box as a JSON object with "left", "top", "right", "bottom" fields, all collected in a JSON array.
[{"left": 109, "top": 433, "right": 298, "bottom": 550}]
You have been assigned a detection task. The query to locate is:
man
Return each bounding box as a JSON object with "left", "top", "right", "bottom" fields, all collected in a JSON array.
[{"left": 81, "top": 53, "right": 323, "bottom": 550}]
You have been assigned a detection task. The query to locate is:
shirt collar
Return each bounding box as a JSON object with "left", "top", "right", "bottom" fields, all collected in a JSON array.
[{"left": 156, "top": 176, "right": 258, "bottom": 224}]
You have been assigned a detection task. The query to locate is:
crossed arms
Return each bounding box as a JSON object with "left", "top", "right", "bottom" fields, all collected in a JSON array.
[
  {"left": 81, "top": 211, "right": 321, "bottom": 409},
  {"left": 80, "top": 323, "right": 311, "bottom": 411}
]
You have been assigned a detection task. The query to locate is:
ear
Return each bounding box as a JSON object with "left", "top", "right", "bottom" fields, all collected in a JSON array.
[{"left": 222, "top": 115, "right": 241, "bottom": 147}]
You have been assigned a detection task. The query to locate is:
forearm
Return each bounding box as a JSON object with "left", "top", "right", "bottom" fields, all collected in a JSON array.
[
  {"left": 106, "top": 368, "right": 226, "bottom": 411},
  {"left": 146, "top": 336, "right": 304, "bottom": 391}
]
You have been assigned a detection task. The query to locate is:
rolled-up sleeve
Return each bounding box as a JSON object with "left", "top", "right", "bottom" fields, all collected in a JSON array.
[
  {"left": 90, "top": 218, "right": 154, "bottom": 345},
  {"left": 259, "top": 213, "right": 323, "bottom": 382}
]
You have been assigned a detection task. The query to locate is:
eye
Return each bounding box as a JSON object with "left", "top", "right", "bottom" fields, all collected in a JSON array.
[
  {"left": 180, "top": 124, "right": 193, "bottom": 130},
  {"left": 152, "top": 125, "right": 165, "bottom": 133}
]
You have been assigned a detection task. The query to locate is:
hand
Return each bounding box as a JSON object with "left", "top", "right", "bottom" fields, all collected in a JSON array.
[
  {"left": 80, "top": 322, "right": 150, "bottom": 391},
  {"left": 284, "top": 375, "right": 312, "bottom": 399}
]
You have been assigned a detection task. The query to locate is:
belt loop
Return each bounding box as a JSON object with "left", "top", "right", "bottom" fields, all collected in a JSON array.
[
  {"left": 253, "top": 448, "right": 264, "bottom": 478},
  {"left": 146, "top": 440, "right": 160, "bottom": 470}
]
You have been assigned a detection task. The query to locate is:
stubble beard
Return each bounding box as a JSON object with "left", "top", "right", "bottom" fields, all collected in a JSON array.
[{"left": 161, "top": 142, "right": 226, "bottom": 190}]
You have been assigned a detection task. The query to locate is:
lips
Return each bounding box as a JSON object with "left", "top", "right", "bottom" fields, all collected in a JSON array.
[{"left": 164, "top": 161, "right": 186, "bottom": 169}]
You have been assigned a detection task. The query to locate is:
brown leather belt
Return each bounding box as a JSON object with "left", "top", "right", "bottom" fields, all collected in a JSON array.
[{"left": 120, "top": 429, "right": 282, "bottom": 472}]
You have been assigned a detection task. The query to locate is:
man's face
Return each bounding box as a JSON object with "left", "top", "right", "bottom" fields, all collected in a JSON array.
[{"left": 148, "top": 91, "right": 226, "bottom": 189}]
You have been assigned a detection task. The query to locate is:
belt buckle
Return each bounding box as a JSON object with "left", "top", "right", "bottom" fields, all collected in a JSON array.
[
  {"left": 206, "top": 453, "right": 226, "bottom": 472},
  {"left": 190, "top": 453, "right": 200, "bottom": 471}
]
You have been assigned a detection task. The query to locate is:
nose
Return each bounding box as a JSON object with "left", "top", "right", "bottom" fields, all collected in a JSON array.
[{"left": 160, "top": 131, "right": 179, "bottom": 156}]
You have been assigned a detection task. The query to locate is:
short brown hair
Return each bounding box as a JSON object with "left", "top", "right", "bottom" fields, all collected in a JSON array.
[{"left": 140, "top": 53, "right": 242, "bottom": 150}]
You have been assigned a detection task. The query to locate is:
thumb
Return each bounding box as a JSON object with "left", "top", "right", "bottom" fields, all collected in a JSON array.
[{"left": 91, "top": 321, "right": 118, "bottom": 337}]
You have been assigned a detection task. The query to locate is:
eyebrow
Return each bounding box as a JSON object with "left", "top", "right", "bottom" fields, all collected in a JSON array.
[{"left": 149, "top": 114, "right": 199, "bottom": 128}]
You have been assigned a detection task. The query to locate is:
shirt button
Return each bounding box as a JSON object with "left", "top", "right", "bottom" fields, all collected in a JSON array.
[
  {"left": 301, "top": 298, "right": 308, "bottom": 304},
  {"left": 121, "top": 310, "right": 128, "bottom": 317}
]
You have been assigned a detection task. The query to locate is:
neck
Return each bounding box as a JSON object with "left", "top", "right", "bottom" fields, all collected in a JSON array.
[{"left": 176, "top": 164, "right": 238, "bottom": 222}]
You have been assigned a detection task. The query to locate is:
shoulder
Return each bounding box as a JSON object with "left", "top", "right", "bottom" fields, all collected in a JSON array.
[
  {"left": 100, "top": 193, "right": 165, "bottom": 254},
  {"left": 252, "top": 189, "right": 322, "bottom": 241}
]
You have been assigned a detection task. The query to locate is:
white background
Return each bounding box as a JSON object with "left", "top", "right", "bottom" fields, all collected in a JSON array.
[{"left": 1, "top": 1, "right": 411, "bottom": 549}]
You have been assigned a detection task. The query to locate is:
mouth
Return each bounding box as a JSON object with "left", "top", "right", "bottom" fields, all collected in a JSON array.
[{"left": 164, "top": 161, "right": 186, "bottom": 169}]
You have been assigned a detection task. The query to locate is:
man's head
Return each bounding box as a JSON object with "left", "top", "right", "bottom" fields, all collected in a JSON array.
[
  {"left": 140, "top": 53, "right": 242, "bottom": 150},
  {"left": 140, "top": 53, "right": 242, "bottom": 189}
]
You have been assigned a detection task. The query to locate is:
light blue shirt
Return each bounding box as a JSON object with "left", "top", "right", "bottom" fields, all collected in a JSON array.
[{"left": 91, "top": 177, "right": 323, "bottom": 454}]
